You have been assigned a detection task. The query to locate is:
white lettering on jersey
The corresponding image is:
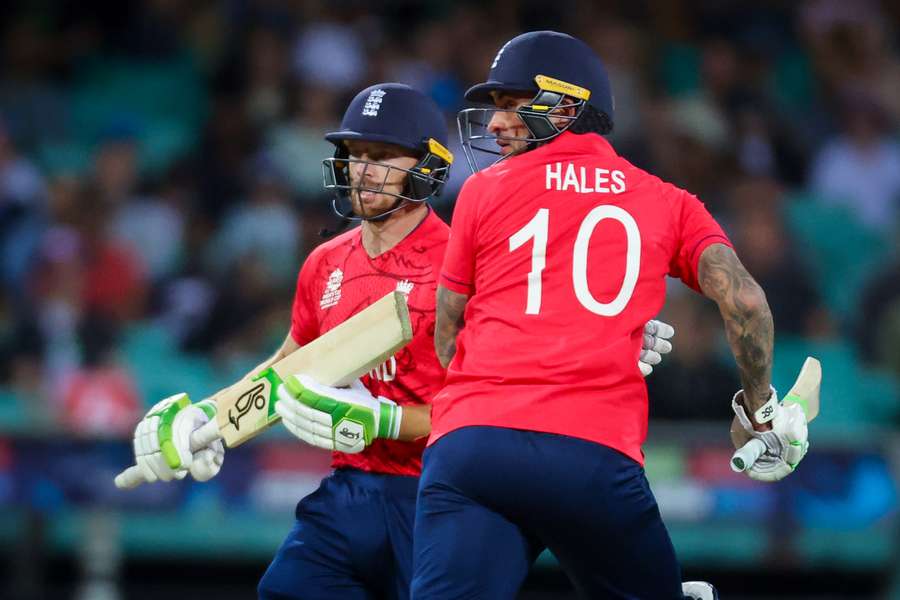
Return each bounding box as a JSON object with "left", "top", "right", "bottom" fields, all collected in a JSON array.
[
  {"left": 319, "top": 269, "right": 344, "bottom": 309},
  {"left": 545, "top": 162, "right": 627, "bottom": 194},
  {"left": 563, "top": 162, "right": 579, "bottom": 191},
  {"left": 362, "top": 89, "right": 386, "bottom": 117},
  {"left": 368, "top": 355, "right": 397, "bottom": 382},
  {"left": 610, "top": 170, "right": 626, "bottom": 194}
]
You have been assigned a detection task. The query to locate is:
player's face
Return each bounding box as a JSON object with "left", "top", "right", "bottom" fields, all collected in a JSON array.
[
  {"left": 344, "top": 141, "right": 419, "bottom": 218},
  {"left": 487, "top": 93, "right": 534, "bottom": 156},
  {"left": 487, "top": 92, "right": 578, "bottom": 156}
]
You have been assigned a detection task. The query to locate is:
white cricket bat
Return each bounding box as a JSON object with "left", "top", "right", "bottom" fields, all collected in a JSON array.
[
  {"left": 730, "top": 356, "right": 821, "bottom": 473},
  {"left": 115, "top": 291, "right": 412, "bottom": 489}
]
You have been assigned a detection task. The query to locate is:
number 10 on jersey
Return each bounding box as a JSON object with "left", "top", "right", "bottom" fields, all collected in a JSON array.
[{"left": 509, "top": 206, "right": 641, "bottom": 316}]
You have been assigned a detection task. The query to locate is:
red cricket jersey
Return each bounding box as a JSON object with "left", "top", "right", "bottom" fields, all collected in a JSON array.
[
  {"left": 290, "top": 209, "right": 447, "bottom": 476},
  {"left": 434, "top": 132, "right": 731, "bottom": 465}
]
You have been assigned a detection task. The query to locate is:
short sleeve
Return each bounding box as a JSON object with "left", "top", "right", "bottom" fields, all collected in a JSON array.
[
  {"left": 439, "top": 176, "right": 481, "bottom": 295},
  {"left": 290, "top": 251, "right": 321, "bottom": 345},
  {"left": 667, "top": 187, "right": 732, "bottom": 293}
]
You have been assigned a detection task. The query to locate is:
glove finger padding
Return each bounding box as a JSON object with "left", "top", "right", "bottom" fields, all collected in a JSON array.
[
  {"left": 747, "top": 458, "right": 793, "bottom": 482},
  {"left": 775, "top": 404, "right": 808, "bottom": 467},
  {"left": 642, "top": 335, "right": 672, "bottom": 355},
  {"left": 190, "top": 442, "right": 225, "bottom": 482},
  {"left": 644, "top": 320, "right": 675, "bottom": 340},
  {"left": 638, "top": 319, "right": 674, "bottom": 377},
  {"left": 639, "top": 349, "right": 662, "bottom": 365},
  {"left": 280, "top": 400, "right": 334, "bottom": 439},
  {"left": 276, "top": 385, "right": 340, "bottom": 451}
]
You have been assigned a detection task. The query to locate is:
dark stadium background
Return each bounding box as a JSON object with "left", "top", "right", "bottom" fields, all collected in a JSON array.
[{"left": 0, "top": 1, "right": 898, "bottom": 598}]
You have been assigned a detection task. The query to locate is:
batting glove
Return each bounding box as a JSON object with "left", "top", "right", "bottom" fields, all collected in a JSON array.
[
  {"left": 172, "top": 398, "right": 225, "bottom": 481},
  {"left": 639, "top": 319, "right": 674, "bottom": 376},
  {"left": 732, "top": 387, "right": 809, "bottom": 482},
  {"left": 276, "top": 375, "right": 402, "bottom": 454},
  {"left": 133, "top": 394, "right": 224, "bottom": 483}
]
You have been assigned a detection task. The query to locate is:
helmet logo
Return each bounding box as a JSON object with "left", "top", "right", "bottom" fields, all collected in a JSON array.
[
  {"left": 362, "top": 89, "right": 387, "bottom": 117},
  {"left": 534, "top": 75, "right": 591, "bottom": 101},
  {"left": 490, "top": 39, "right": 513, "bottom": 69}
]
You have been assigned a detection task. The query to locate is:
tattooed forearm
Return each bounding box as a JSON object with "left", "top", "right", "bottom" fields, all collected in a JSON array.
[
  {"left": 435, "top": 285, "right": 468, "bottom": 368},
  {"left": 698, "top": 244, "right": 774, "bottom": 412}
]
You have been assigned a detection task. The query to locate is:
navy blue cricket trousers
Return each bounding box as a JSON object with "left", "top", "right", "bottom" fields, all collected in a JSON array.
[
  {"left": 259, "top": 468, "right": 418, "bottom": 600},
  {"left": 411, "top": 426, "right": 683, "bottom": 599}
]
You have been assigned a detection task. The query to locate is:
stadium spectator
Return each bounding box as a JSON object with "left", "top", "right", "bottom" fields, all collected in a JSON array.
[{"left": 809, "top": 91, "right": 900, "bottom": 233}]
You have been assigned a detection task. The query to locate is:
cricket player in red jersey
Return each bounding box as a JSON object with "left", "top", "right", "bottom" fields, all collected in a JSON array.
[
  {"left": 411, "top": 31, "right": 809, "bottom": 600},
  {"left": 257, "top": 83, "right": 451, "bottom": 599},
  {"left": 118, "top": 82, "right": 675, "bottom": 599},
  {"left": 270, "top": 83, "right": 671, "bottom": 599}
]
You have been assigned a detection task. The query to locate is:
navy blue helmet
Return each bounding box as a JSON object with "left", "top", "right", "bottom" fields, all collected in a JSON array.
[
  {"left": 458, "top": 31, "right": 613, "bottom": 172},
  {"left": 323, "top": 83, "right": 453, "bottom": 222}
]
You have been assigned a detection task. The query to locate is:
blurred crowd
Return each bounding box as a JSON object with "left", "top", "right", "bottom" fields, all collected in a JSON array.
[{"left": 1, "top": 0, "right": 898, "bottom": 436}]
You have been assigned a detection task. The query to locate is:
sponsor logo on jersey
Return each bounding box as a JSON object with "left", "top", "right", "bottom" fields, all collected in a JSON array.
[
  {"left": 320, "top": 269, "right": 344, "bottom": 309},
  {"left": 362, "top": 89, "right": 386, "bottom": 117},
  {"left": 369, "top": 355, "right": 398, "bottom": 382},
  {"left": 396, "top": 279, "right": 414, "bottom": 296}
]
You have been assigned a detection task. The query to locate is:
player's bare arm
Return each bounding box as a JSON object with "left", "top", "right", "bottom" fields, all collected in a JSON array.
[
  {"left": 698, "top": 243, "right": 774, "bottom": 419},
  {"left": 435, "top": 285, "right": 468, "bottom": 368},
  {"left": 697, "top": 244, "right": 810, "bottom": 483},
  {"left": 696, "top": 239, "right": 799, "bottom": 480},
  {"left": 252, "top": 332, "right": 301, "bottom": 377},
  {"left": 398, "top": 405, "right": 431, "bottom": 440}
]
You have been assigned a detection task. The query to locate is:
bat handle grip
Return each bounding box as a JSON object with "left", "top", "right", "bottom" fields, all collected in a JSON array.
[
  {"left": 115, "top": 420, "right": 222, "bottom": 490},
  {"left": 114, "top": 465, "right": 145, "bottom": 490},
  {"left": 731, "top": 438, "right": 767, "bottom": 473}
]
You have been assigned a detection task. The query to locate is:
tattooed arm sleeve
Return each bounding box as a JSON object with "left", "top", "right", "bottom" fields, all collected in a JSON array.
[
  {"left": 697, "top": 243, "right": 774, "bottom": 414},
  {"left": 435, "top": 284, "right": 468, "bottom": 369}
]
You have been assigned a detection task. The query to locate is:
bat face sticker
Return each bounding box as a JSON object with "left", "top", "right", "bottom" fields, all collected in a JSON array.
[{"left": 229, "top": 382, "right": 267, "bottom": 431}]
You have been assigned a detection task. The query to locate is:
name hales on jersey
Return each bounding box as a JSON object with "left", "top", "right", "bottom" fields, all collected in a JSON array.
[
  {"left": 214, "top": 291, "right": 413, "bottom": 447},
  {"left": 545, "top": 162, "right": 626, "bottom": 194}
]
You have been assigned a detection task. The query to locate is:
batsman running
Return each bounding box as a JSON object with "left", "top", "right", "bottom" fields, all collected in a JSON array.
[
  {"left": 410, "top": 31, "right": 810, "bottom": 599},
  {"left": 117, "top": 82, "right": 675, "bottom": 599}
]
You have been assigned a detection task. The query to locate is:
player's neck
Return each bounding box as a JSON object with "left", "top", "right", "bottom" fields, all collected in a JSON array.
[{"left": 361, "top": 203, "right": 429, "bottom": 258}]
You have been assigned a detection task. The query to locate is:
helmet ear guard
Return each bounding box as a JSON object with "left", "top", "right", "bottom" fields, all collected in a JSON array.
[
  {"left": 407, "top": 138, "right": 453, "bottom": 200},
  {"left": 518, "top": 90, "right": 572, "bottom": 140}
]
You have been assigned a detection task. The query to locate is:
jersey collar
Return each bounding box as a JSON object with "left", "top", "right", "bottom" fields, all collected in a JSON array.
[
  {"left": 360, "top": 205, "right": 436, "bottom": 260},
  {"left": 546, "top": 131, "right": 618, "bottom": 159}
]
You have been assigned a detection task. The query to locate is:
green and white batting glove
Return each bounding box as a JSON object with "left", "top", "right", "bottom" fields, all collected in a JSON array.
[
  {"left": 133, "top": 394, "right": 225, "bottom": 483},
  {"left": 275, "top": 375, "right": 402, "bottom": 454},
  {"left": 732, "top": 387, "right": 809, "bottom": 482},
  {"left": 639, "top": 319, "right": 674, "bottom": 376},
  {"left": 172, "top": 398, "right": 225, "bottom": 482}
]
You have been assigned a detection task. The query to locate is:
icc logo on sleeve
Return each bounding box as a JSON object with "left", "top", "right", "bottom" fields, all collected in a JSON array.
[{"left": 320, "top": 269, "right": 344, "bottom": 309}]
